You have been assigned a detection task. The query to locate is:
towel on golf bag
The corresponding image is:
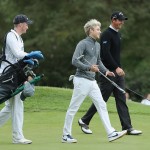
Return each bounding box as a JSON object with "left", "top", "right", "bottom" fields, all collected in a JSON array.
[{"left": 0, "top": 51, "right": 44, "bottom": 104}]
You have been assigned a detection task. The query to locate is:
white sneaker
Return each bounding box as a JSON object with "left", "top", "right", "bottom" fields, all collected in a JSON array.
[
  {"left": 78, "top": 119, "right": 92, "bottom": 134},
  {"left": 62, "top": 135, "right": 77, "bottom": 143},
  {"left": 108, "top": 130, "right": 127, "bottom": 142},
  {"left": 13, "top": 138, "right": 32, "bottom": 144},
  {"left": 127, "top": 128, "right": 142, "bottom": 135}
]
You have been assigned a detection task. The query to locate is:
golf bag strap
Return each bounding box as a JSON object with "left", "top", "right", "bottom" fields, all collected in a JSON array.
[
  {"left": 1, "top": 31, "right": 10, "bottom": 60},
  {"left": 1, "top": 59, "right": 12, "bottom": 66},
  {"left": 0, "top": 31, "right": 18, "bottom": 67}
]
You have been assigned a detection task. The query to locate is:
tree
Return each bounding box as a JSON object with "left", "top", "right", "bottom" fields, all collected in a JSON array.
[{"left": 0, "top": 0, "right": 150, "bottom": 94}]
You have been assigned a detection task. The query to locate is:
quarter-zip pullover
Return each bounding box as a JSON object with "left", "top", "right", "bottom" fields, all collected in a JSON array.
[{"left": 72, "top": 36, "right": 108, "bottom": 80}]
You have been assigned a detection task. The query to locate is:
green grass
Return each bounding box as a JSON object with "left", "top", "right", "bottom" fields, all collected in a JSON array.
[{"left": 0, "top": 86, "right": 150, "bottom": 150}]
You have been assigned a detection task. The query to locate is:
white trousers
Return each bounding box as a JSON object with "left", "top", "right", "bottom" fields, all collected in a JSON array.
[
  {"left": 63, "top": 77, "right": 115, "bottom": 136},
  {"left": 0, "top": 93, "right": 24, "bottom": 140}
]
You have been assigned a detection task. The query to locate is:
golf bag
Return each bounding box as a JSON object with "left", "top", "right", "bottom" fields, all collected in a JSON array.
[
  {"left": 0, "top": 51, "right": 44, "bottom": 104},
  {"left": 0, "top": 31, "right": 44, "bottom": 104}
]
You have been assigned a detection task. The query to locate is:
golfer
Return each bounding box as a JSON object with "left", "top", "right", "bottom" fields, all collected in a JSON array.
[{"left": 61, "top": 19, "right": 127, "bottom": 143}]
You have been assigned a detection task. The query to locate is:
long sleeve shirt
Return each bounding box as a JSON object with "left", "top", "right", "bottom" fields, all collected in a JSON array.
[
  {"left": 0, "top": 29, "right": 27, "bottom": 73},
  {"left": 72, "top": 36, "right": 108, "bottom": 80}
]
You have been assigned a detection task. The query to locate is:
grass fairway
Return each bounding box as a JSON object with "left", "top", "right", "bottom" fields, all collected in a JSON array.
[{"left": 0, "top": 86, "right": 150, "bottom": 150}]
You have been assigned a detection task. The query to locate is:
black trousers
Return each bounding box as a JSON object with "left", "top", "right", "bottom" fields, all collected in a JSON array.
[{"left": 81, "top": 74, "right": 132, "bottom": 130}]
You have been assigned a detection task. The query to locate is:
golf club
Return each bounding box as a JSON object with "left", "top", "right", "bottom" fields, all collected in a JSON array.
[
  {"left": 125, "top": 87, "right": 146, "bottom": 99},
  {"left": 77, "top": 55, "right": 84, "bottom": 60},
  {"left": 78, "top": 55, "right": 126, "bottom": 94}
]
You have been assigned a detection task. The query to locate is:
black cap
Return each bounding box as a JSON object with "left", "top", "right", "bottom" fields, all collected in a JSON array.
[
  {"left": 111, "top": 11, "right": 128, "bottom": 21},
  {"left": 13, "top": 14, "right": 33, "bottom": 24}
]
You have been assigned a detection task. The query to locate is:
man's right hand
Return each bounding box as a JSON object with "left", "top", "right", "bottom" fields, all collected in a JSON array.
[{"left": 90, "top": 65, "right": 99, "bottom": 72}]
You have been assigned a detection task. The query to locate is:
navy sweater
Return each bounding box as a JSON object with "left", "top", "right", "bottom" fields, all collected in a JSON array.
[{"left": 100, "top": 27, "right": 122, "bottom": 71}]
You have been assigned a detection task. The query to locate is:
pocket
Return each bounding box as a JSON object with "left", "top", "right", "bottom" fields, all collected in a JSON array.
[{"left": 73, "top": 77, "right": 81, "bottom": 89}]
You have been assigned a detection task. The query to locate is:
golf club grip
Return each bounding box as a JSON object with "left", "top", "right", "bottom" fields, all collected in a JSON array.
[{"left": 99, "top": 71, "right": 125, "bottom": 94}]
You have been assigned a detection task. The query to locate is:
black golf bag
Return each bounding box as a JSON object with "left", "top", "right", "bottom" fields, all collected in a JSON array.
[{"left": 0, "top": 59, "right": 37, "bottom": 104}]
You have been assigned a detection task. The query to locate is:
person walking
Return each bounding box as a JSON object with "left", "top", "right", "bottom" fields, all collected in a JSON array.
[
  {"left": 61, "top": 19, "right": 127, "bottom": 143},
  {"left": 78, "top": 11, "right": 142, "bottom": 135},
  {"left": 0, "top": 14, "right": 33, "bottom": 144}
]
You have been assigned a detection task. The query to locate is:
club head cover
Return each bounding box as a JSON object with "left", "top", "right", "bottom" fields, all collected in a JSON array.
[
  {"left": 33, "top": 59, "right": 39, "bottom": 67},
  {"left": 23, "top": 59, "right": 34, "bottom": 65},
  {"left": 26, "top": 51, "right": 44, "bottom": 60}
]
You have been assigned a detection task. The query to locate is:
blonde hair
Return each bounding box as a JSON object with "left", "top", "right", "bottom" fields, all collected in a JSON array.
[{"left": 84, "top": 19, "right": 101, "bottom": 36}]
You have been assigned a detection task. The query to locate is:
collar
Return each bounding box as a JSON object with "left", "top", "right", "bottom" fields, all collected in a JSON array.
[
  {"left": 87, "top": 36, "right": 96, "bottom": 43},
  {"left": 109, "top": 25, "right": 119, "bottom": 32},
  {"left": 10, "top": 29, "right": 20, "bottom": 39}
]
